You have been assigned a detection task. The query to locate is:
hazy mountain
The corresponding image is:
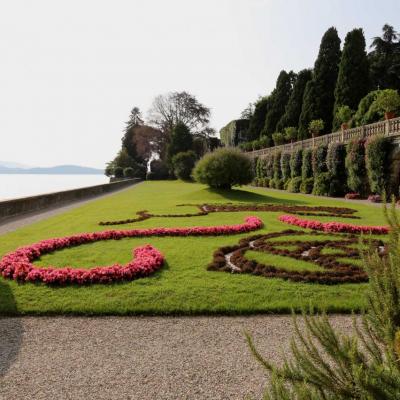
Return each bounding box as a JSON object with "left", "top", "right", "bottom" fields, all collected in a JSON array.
[
  {"left": 0, "top": 161, "right": 33, "bottom": 169},
  {"left": 0, "top": 164, "right": 103, "bottom": 175}
]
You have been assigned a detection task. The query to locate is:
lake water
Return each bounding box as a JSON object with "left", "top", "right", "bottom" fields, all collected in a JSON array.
[{"left": 0, "top": 174, "right": 109, "bottom": 200}]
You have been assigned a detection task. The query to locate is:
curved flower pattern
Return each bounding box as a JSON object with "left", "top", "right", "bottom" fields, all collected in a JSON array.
[
  {"left": 0, "top": 216, "right": 263, "bottom": 285},
  {"left": 278, "top": 215, "right": 388, "bottom": 234}
]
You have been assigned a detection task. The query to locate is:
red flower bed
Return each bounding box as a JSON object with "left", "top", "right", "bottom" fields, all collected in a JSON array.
[
  {"left": 0, "top": 217, "right": 262, "bottom": 285},
  {"left": 278, "top": 215, "right": 388, "bottom": 234}
]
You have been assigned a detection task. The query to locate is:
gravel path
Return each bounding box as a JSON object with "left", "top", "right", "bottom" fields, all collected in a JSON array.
[{"left": 0, "top": 315, "right": 356, "bottom": 400}]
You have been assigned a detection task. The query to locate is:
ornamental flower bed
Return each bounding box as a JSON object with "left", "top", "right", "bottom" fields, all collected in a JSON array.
[
  {"left": 278, "top": 215, "right": 388, "bottom": 234},
  {"left": 0, "top": 216, "right": 263, "bottom": 285}
]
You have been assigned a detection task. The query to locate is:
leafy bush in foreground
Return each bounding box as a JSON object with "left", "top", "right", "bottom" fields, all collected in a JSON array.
[
  {"left": 193, "top": 148, "right": 254, "bottom": 189},
  {"left": 247, "top": 204, "right": 400, "bottom": 399}
]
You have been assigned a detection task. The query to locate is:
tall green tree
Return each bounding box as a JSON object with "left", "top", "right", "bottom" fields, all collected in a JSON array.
[
  {"left": 277, "top": 69, "right": 312, "bottom": 132},
  {"left": 121, "top": 107, "right": 144, "bottom": 162},
  {"left": 333, "top": 28, "right": 370, "bottom": 129},
  {"left": 369, "top": 24, "right": 400, "bottom": 91},
  {"left": 245, "top": 96, "right": 272, "bottom": 141},
  {"left": 299, "top": 27, "right": 341, "bottom": 137},
  {"left": 264, "top": 70, "right": 295, "bottom": 134},
  {"left": 166, "top": 122, "right": 193, "bottom": 166}
]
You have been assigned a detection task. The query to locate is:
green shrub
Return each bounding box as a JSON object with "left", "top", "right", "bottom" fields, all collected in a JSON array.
[
  {"left": 147, "top": 159, "right": 169, "bottom": 180},
  {"left": 287, "top": 176, "right": 302, "bottom": 193},
  {"left": 290, "top": 149, "right": 303, "bottom": 178},
  {"left": 132, "top": 162, "right": 147, "bottom": 179},
  {"left": 265, "top": 155, "right": 274, "bottom": 178},
  {"left": 123, "top": 167, "right": 135, "bottom": 178},
  {"left": 312, "top": 172, "right": 332, "bottom": 196},
  {"left": 269, "top": 179, "right": 275, "bottom": 189},
  {"left": 326, "top": 143, "right": 347, "bottom": 195},
  {"left": 262, "top": 177, "right": 270, "bottom": 187},
  {"left": 301, "top": 149, "right": 313, "bottom": 180},
  {"left": 172, "top": 151, "right": 196, "bottom": 181},
  {"left": 373, "top": 88, "right": 400, "bottom": 114},
  {"left": 193, "top": 148, "right": 254, "bottom": 189},
  {"left": 272, "top": 132, "right": 285, "bottom": 146},
  {"left": 308, "top": 119, "right": 324, "bottom": 136},
  {"left": 273, "top": 151, "right": 282, "bottom": 181},
  {"left": 335, "top": 105, "right": 354, "bottom": 125},
  {"left": 272, "top": 178, "right": 284, "bottom": 190},
  {"left": 300, "top": 177, "right": 314, "bottom": 194},
  {"left": 353, "top": 90, "right": 381, "bottom": 125},
  {"left": 280, "top": 153, "right": 291, "bottom": 182},
  {"left": 312, "top": 145, "right": 328, "bottom": 175},
  {"left": 255, "top": 157, "right": 263, "bottom": 178},
  {"left": 346, "top": 139, "right": 368, "bottom": 195},
  {"left": 365, "top": 135, "right": 391, "bottom": 194},
  {"left": 283, "top": 179, "right": 291, "bottom": 190},
  {"left": 114, "top": 166, "right": 124, "bottom": 178}
]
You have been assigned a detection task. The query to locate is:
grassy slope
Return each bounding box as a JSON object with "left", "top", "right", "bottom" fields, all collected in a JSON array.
[{"left": 0, "top": 181, "right": 388, "bottom": 315}]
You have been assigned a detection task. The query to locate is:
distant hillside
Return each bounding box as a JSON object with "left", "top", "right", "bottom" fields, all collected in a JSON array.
[{"left": 0, "top": 164, "right": 103, "bottom": 175}]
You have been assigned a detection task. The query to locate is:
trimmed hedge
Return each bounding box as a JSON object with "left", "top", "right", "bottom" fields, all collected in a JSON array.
[
  {"left": 313, "top": 172, "right": 332, "bottom": 196},
  {"left": 300, "top": 177, "right": 314, "bottom": 194},
  {"left": 273, "top": 151, "right": 282, "bottom": 181},
  {"left": 287, "top": 177, "right": 302, "bottom": 193},
  {"left": 365, "top": 136, "right": 391, "bottom": 195},
  {"left": 290, "top": 149, "right": 303, "bottom": 178},
  {"left": 312, "top": 145, "right": 328, "bottom": 175},
  {"left": 326, "top": 143, "right": 347, "bottom": 196},
  {"left": 281, "top": 153, "right": 291, "bottom": 182},
  {"left": 345, "top": 139, "right": 368, "bottom": 196},
  {"left": 301, "top": 149, "right": 313, "bottom": 180}
]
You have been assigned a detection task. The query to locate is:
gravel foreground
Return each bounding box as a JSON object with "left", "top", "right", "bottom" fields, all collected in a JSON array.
[{"left": 0, "top": 315, "right": 356, "bottom": 400}]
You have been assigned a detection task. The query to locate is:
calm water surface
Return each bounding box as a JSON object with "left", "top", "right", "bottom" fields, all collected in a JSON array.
[{"left": 0, "top": 174, "right": 109, "bottom": 200}]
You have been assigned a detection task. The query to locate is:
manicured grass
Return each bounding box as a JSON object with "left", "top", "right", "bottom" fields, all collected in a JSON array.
[{"left": 0, "top": 181, "right": 390, "bottom": 315}]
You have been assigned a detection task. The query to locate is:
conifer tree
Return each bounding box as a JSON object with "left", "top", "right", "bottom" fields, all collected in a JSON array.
[
  {"left": 246, "top": 96, "right": 272, "bottom": 141},
  {"left": 166, "top": 122, "right": 193, "bottom": 166},
  {"left": 299, "top": 27, "right": 341, "bottom": 137},
  {"left": 264, "top": 71, "right": 295, "bottom": 134},
  {"left": 333, "top": 28, "right": 370, "bottom": 129},
  {"left": 277, "top": 69, "right": 312, "bottom": 132}
]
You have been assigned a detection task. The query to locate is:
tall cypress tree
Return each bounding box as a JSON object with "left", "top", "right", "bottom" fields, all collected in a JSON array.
[
  {"left": 166, "top": 122, "right": 193, "bottom": 166},
  {"left": 298, "top": 27, "right": 341, "bottom": 137},
  {"left": 276, "top": 69, "right": 312, "bottom": 132},
  {"left": 264, "top": 70, "right": 295, "bottom": 134},
  {"left": 333, "top": 28, "right": 370, "bottom": 129},
  {"left": 245, "top": 96, "right": 272, "bottom": 141}
]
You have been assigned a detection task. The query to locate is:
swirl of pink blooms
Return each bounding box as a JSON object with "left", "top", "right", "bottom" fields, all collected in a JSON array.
[
  {"left": 0, "top": 216, "right": 263, "bottom": 285},
  {"left": 278, "top": 215, "right": 388, "bottom": 234}
]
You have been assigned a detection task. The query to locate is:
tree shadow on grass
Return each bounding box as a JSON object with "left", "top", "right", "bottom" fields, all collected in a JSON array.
[
  {"left": 204, "top": 187, "right": 306, "bottom": 204},
  {"left": 0, "top": 279, "right": 23, "bottom": 378}
]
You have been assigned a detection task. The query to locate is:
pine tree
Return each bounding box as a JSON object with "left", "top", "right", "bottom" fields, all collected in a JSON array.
[
  {"left": 121, "top": 107, "right": 144, "bottom": 162},
  {"left": 264, "top": 71, "right": 295, "bottom": 134},
  {"left": 246, "top": 96, "right": 272, "bottom": 141},
  {"left": 333, "top": 28, "right": 370, "bottom": 130},
  {"left": 277, "top": 69, "right": 312, "bottom": 132},
  {"left": 299, "top": 27, "right": 341, "bottom": 137},
  {"left": 246, "top": 203, "right": 400, "bottom": 400}
]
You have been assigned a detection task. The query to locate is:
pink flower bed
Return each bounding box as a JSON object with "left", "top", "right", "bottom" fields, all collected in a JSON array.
[
  {"left": 0, "top": 217, "right": 262, "bottom": 285},
  {"left": 278, "top": 214, "right": 388, "bottom": 235}
]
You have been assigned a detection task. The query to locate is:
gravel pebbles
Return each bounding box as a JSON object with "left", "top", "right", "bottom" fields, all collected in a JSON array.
[{"left": 0, "top": 315, "right": 356, "bottom": 400}]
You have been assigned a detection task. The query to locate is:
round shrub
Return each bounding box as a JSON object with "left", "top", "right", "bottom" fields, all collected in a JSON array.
[
  {"left": 147, "top": 159, "right": 169, "bottom": 180},
  {"left": 273, "top": 151, "right": 282, "bottom": 181},
  {"left": 290, "top": 149, "right": 303, "bottom": 178},
  {"left": 280, "top": 153, "right": 291, "bottom": 182},
  {"left": 287, "top": 176, "right": 302, "bottom": 193},
  {"left": 172, "top": 151, "right": 196, "bottom": 181},
  {"left": 114, "top": 166, "right": 124, "bottom": 178},
  {"left": 132, "top": 162, "right": 147, "bottom": 179},
  {"left": 312, "top": 172, "right": 332, "bottom": 196},
  {"left": 301, "top": 149, "right": 313, "bottom": 180},
  {"left": 312, "top": 145, "right": 328, "bottom": 175},
  {"left": 365, "top": 135, "right": 391, "bottom": 195},
  {"left": 300, "top": 177, "right": 314, "bottom": 194},
  {"left": 123, "top": 167, "right": 135, "bottom": 178},
  {"left": 193, "top": 148, "right": 254, "bottom": 189},
  {"left": 345, "top": 139, "right": 368, "bottom": 196}
]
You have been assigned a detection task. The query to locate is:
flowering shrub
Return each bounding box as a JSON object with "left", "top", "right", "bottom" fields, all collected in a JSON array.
[
  {"left": 278, "top": 214, "right": 388, "bottom": 234},
  {"left": 345, "top": 192, "right": 361, "bottom": 200},
  {"left": 368, "top": 194, "right": 382, "bottom": 203},
  {"left": 0, "top": 217, "right": 263, "bottom": 285}
]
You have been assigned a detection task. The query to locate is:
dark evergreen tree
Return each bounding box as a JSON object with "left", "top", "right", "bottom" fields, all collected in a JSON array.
[
  {"left": 245, "top": 96, "right": 272, "bottom": 141},
  {"left": 166, "top": 122, "right": 193, "bottom": 166},
  {"left": 333, "top": 28, "right": 370, "bottom": 129},
  {"left": 121, "top": 107, "right": 144, "bottom": 163},
  {"left": 369, "top": 24, "right": 400, "bottom": 91},
  {"left": 298, "top": 27, "right": 341, "bottom": 137},
  {"left": 277, "top": 69, "right": 312, "bottom": 132},
  {"left": 264, "top": 70, "right": 295, "bottom": 134}
]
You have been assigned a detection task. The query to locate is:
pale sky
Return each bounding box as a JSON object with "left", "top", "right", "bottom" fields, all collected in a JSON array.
[{"left": 0, "top": 0, "right": 399, "bottom": 168}]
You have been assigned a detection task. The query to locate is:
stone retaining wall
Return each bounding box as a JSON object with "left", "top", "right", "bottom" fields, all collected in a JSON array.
[{"left": 0, "top": 178, "right": 140, "bottom": 223}]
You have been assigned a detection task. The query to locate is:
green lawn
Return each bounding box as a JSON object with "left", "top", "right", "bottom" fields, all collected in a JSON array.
[{"left": 0, "top": 181, "right": 389, "bottom": 315}]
